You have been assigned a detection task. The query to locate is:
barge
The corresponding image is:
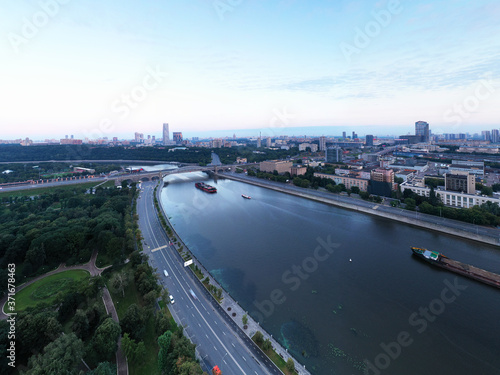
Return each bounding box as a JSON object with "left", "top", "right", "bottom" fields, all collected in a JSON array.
[{"left": 411, "top": 247, "right": 500, "bottom": 289}]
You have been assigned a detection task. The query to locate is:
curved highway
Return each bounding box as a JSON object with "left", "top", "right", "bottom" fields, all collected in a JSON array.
[{"left": 137, "top": 181, "right": 282, "bottom": 375}]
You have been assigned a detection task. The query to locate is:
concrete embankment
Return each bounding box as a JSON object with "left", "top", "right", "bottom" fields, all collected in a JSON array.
[{"left": 218, "top": 174, "right": 500, "bottom": 247}]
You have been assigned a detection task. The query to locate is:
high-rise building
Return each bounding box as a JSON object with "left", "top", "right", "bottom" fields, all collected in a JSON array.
[
  {"left": 365, "top": 135, "right": 374, "bottom": 146},
  {"left": 415, "top": 121, "right": 430, "bottom": 142},
  {"left": 342, "top": 131, "right": 346, "bottom": 139},
  {"left": 326, "top": 147, "right": 342, "bottom": 163},
  {"left": 265, "top": 137, "right": 272, "bottom": 147},
  {"left": 173, "top": 132, "right": 183, "bottom": 144},
  {"left": 352, "top": 131, "right": 358, "bottom": 139},
  {"left": 163, "top": 123, "right": 169, "bottom": 145},
  {"left": 257, "top": 137, "right": 262, "bottom": 148},
  {"left": 134, "top": 132, "right": 144, "bottom": 143},
  {"left": 491, "top": 129, "right": 499, "bottom": 143},
  {"left": 319, "top": 136, "right": 326, "bottom": 151},
  {"left": 482, "top": 130, "right": 491, "bottom": 141}
]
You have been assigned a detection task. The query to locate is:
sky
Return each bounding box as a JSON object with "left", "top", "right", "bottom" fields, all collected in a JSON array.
[{"left": 1, "top": 0, "right": 499, "bottom": 140}]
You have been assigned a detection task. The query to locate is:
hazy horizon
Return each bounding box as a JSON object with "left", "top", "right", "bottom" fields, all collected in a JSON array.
[{"left": 1, "top": 1, "right": 499, "bottom": 139}]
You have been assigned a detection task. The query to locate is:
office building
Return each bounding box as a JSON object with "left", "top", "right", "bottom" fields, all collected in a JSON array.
[
  {"left": 163, "top": 123, "right": 169, "bottom": 145},
  {"left": 173, "top": 132, "right": 183, "bottom": 144},
  {"left": 134, "top": 132, "right": 144, "bottom": 143},
  {"left": 259, "top": 160, "right": 292, "bottom": 174},
  {"left": 444, "top": 172, "right": 475, "bottom": 194},
  {"left": 319, "top": 136, "right": 326, "bottom": 151},
  {"left": 342, "top": 131, "right": 346, "bottom": 139},
  {"left": 314, "top": 172, "right": 369, "bottom": 191},
  {"left": 415, "top": 121, "right": 430, "bottom": 142},
  {"left": 325, "top": 147, "right": 342, "bottom": 163},
  {"left": 365, "top": 135, "right": 374, "bottom": 146},
  {"left": 257, "top": 137, "right": 262, "bottom": 148},
  {"left": 491, "top": 129, "right": 499, "bottom": 143},
  {"left": 370, "top": 168, "right": 394, "bottom": 184},
  {"left": 265, "top": 137, "right": 272, "bottom": 147}
]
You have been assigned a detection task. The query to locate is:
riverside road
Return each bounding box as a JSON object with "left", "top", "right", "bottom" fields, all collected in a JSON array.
[{"left": 137, "top": 181, "right": 282, "bottom": 375}]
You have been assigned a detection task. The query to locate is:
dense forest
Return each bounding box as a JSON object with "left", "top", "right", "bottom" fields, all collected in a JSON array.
[
  {"left": 0, "top": 185, "right": 135, "bottom": 287},
  {"left": 0, "top": 184, "right": 206, "bottom": 374},
  {"left": 0, "top": 144, "right": 297, "bottom": 166}
]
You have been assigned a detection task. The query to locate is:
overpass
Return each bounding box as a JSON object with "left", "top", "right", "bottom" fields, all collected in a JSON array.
[{"left": 114, "top": 165, "right": 231, "bottom": 185}]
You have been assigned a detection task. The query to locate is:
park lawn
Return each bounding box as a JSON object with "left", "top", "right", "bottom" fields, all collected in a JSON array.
[
  {"left": 9, "top": 269, "right": 90, "bottom": 313},
  {"left": 0, "top": 180, "right": 116, "bottom": 199}
]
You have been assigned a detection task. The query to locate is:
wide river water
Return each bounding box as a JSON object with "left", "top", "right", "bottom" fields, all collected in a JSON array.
[{"left": 161, "top": 173, "right": 500, "bottom": 375}]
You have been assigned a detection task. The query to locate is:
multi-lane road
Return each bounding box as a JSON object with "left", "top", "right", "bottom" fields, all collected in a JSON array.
[{"left": 137, "top": 181, "right": 282, "bottom": 375}]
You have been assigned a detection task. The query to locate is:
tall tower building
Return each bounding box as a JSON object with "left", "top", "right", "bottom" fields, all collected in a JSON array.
[
  {"left": 365, "top": 135, "right": 374, "bottom": 146},
  {"left": 319, "top": 136, "right": 326, "bottom": 151},
  {"left": 163, "top": 123, "right": 169, "bottom": 145},
  {"left": 491, "top": 129, "right": 499, "bottom": 143},
  {"left": 415, "top": 121, "right": 430, "bottom": 142}
]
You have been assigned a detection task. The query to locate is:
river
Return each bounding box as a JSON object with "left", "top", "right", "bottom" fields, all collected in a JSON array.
[{"left": 161, "top": 172, "right": 500, "bottom": 375}]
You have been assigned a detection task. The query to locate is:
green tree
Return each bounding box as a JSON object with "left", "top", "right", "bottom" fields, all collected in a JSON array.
[
  {"left": 158, "top": 330, "right": 173, "bottom": 373},
  {"left": 120, "top": 304, "right": 145, "bottom": 341},
  {"left": 350, "top": 186, "right": 360, "bottom": 194},
  {"left": 91, "top": 318, "right": 121, "bottom": 362},
  {"left": 25, "top": 333, "right": 84, "bottom": 375},
  {"left": 286, "top": 358, "right": 295, "bottom": 372},
  {"left": 242, "top": 314, "right": 248, "bottom": 326},
  {"left": 72, "top": 309, "right": 90, "bottom": 340},
  {"left": 404, "top": 198, "right": 416, "bottom": 211},
  {"left": 262, "top": 339, "right": 272, "bottom": 352},
  {"left": 254, "top": 331, "right": 264, "bottom": 345}
]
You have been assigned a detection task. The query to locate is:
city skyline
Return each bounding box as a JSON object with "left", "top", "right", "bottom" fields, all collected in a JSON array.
[{"left": 1, "top": 1, "right": 499, "bottom": 139}]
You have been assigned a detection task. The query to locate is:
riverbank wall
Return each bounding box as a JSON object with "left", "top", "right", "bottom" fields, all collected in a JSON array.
[{"left": 218, "top": 173, "right": 499, "bottom": 247}]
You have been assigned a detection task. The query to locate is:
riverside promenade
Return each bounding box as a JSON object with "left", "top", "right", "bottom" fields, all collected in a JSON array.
[
  {"left": 218, "top": 172, "right": 500, "bottom": 247},
  {"left": 156, "top": 183, "right": 312, "bottom": 375}
]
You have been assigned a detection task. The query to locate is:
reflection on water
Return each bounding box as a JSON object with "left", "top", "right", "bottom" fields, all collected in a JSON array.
[{"left": 161, "top": 174, "right": 500, "bottom": 375}]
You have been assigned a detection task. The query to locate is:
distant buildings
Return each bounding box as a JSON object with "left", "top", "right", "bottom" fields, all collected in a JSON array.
[
  {"left": 444, "top": 172, "right": 475, "bottom": 194},
  {"left": 290, "top": 165, "right": 307, "bottom": 176},
  {"left": 299, "top": 143, "right": 318, "bottom": 152},
  {"left": 325, "top": 147, "right": 343, "bottom": 163},
  {"left": 163, "top": 123, "right": 169, "bottom": 145},
  {"left": 415, "top": 121, "right": 430, "bottom": 142},
  {"left": 173, "top": 132, "right": 183, "bottom": 144},
  {"left": 365, "top": 135, "right": 374, "bottom": 146},
  {"left": 319, "top": 136, "right": 326, "bottom": 151},
  {"left": 314, "top": 172, "right": 369, "bottom": 191},
  {"left": 259, "top": 160, "right": 292, "bottom": 174},
  {"left": 370, "top": 168, "right": 394, "bottom": 184}
]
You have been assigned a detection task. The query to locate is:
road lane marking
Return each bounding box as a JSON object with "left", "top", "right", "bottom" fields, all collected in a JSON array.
[{"left": 151, "top": 245, "right": 168, "bottom": 252}]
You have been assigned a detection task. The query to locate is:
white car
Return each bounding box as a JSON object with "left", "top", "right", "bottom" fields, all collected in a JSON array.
[
  {"left": 189, "top": 289, "right": 197, "bottom": 300},
  {"left": 169, "top": 295, "right": 175, "bottom": 304},
  {"left": 163, "top": 269, "right": 169, "bottom": 277}
]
